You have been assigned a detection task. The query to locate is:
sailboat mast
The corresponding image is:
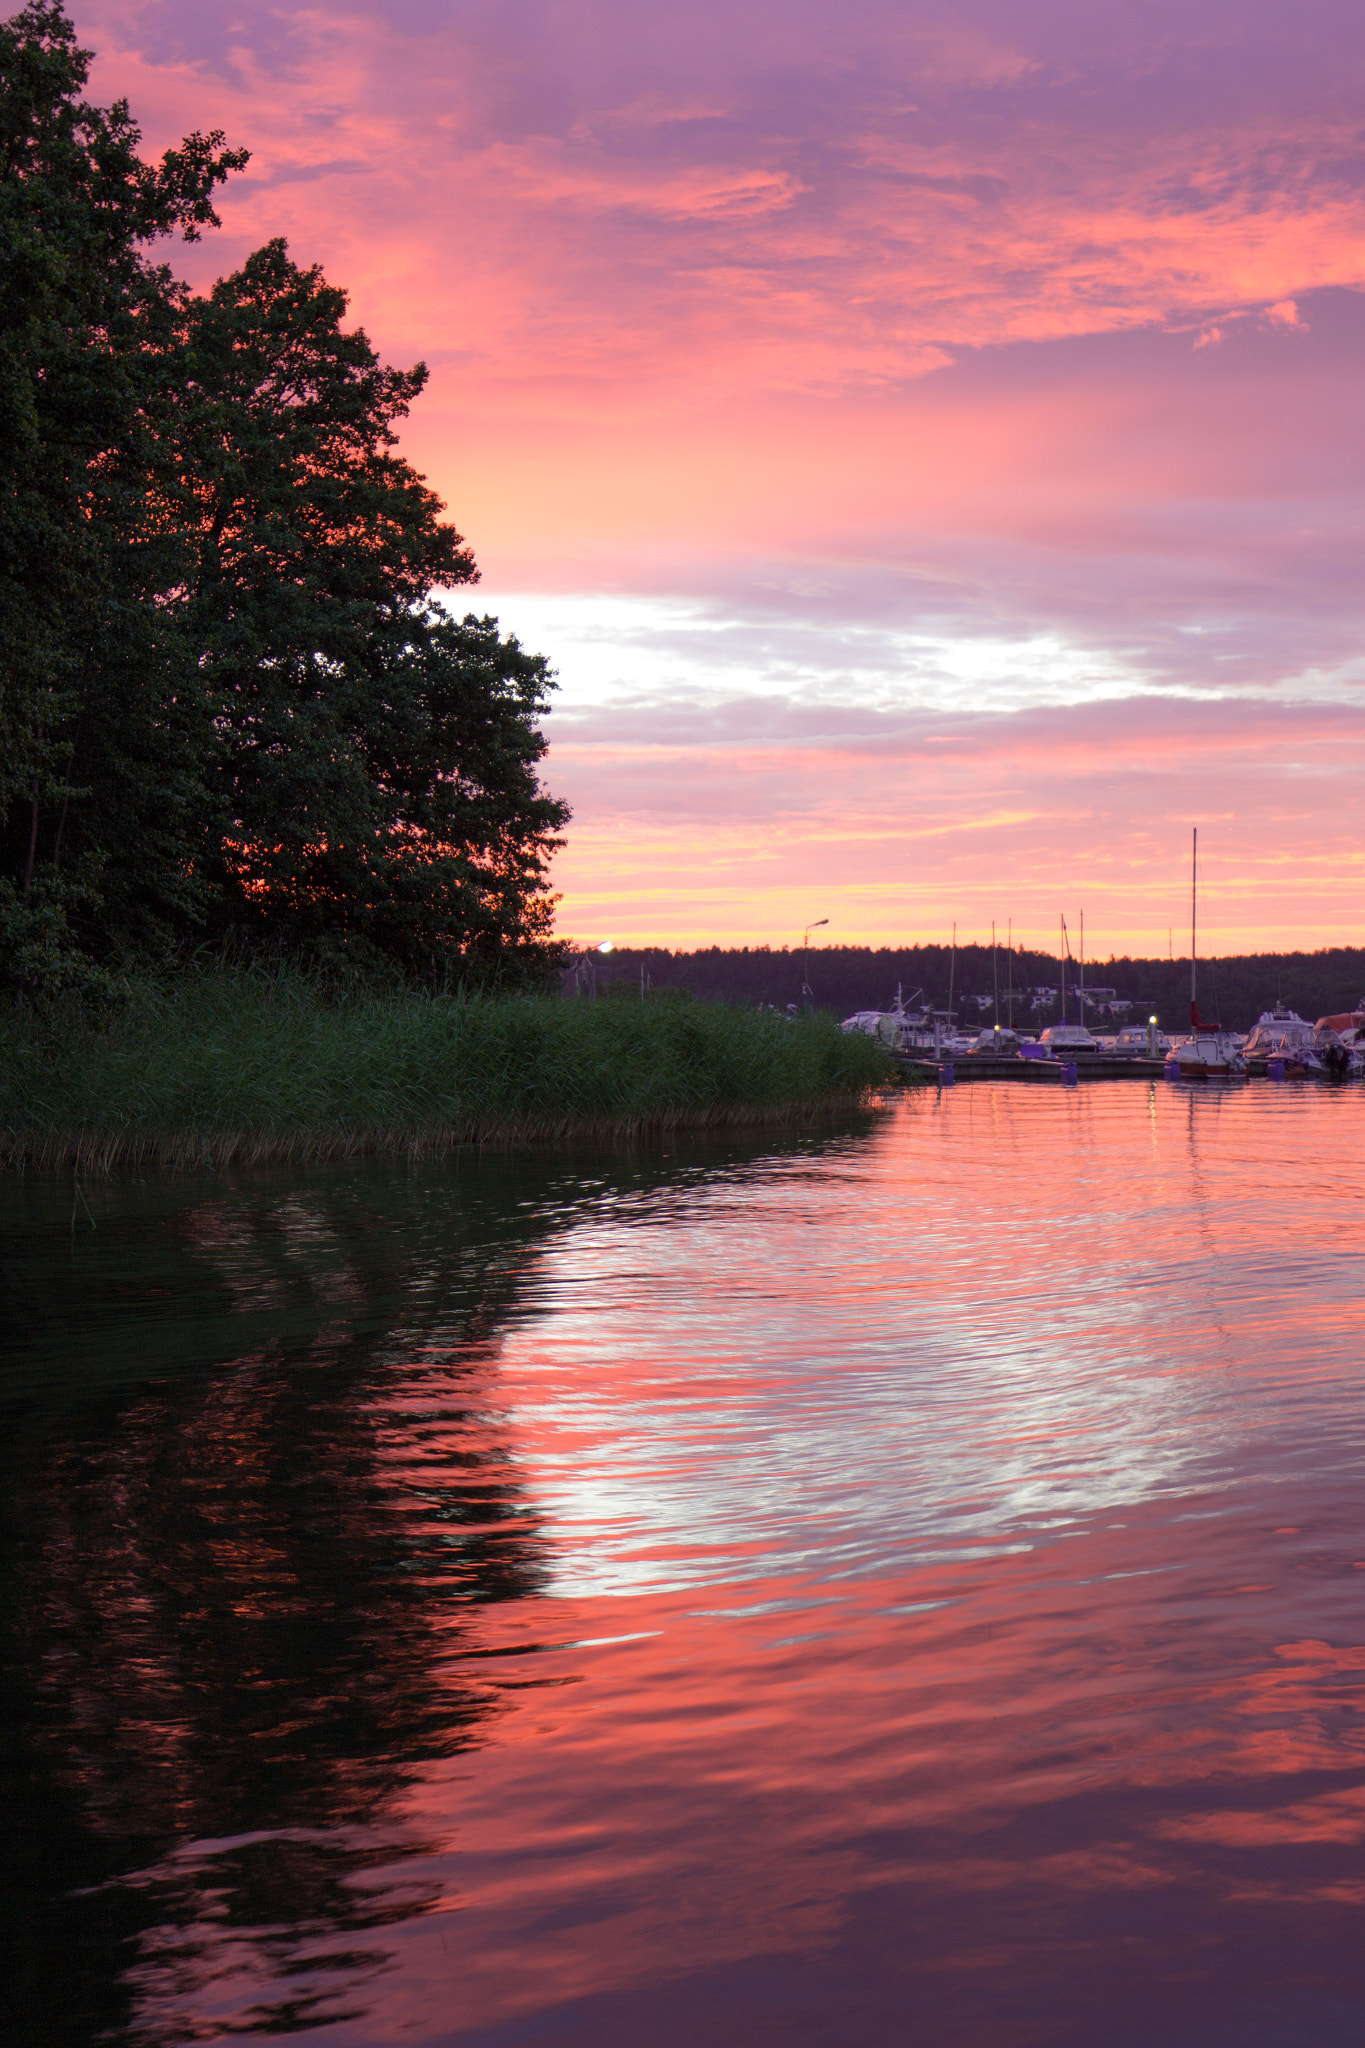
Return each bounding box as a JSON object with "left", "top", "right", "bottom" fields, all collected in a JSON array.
[
  {"left": 1059, "top": 915, "right": 1066, "bottom": 1025},
  {"left": 1007, "top": 918, "right": 1013, "bottom": 1029},
  {"left": 948, "top": 922, "right": 956, "bottom": 1025},
  {"left": 993, "top": 920, "right": 999, "bottom": 1031},
  {"left": 1191, "top": 825, "right": 1198, "bottom": 1023},
  {"left": 1080, "top": 909, "right": 1085, "bottom": 1024}
]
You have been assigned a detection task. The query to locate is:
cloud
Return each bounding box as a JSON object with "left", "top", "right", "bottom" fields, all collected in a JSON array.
[
  {"left": 70, "top": 0, "right": 1365, "bottom": 945},
  {"left": 542, "top": 692, "right": 1365, "bottom": 952},
  {"left": 81, "top": 0, "right": 1365, "bottom": 385}
]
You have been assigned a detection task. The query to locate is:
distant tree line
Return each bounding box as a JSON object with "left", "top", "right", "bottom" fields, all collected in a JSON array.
[
  {"left": 597, "top": 944, "right": 1365, "bottom": 1033},
  {"left": 0, "top": 2, "right": 568, "bottom": 998}
]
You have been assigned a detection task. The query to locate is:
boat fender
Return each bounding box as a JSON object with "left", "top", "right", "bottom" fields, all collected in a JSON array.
[
  {"left": 940, "top": 1062, "right": 955, "bottom": 1085},
  {"left": 1267, "top": 1058, "right": 1285, "bottom": 1080},
  {"left": 1060, "top": 1061, "right": 1078, "bottom": 1084}
]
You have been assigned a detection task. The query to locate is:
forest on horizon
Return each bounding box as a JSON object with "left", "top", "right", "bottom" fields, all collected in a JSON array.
[{"left": 593, "top": 943, "right": 1365, "bottom": 1033}]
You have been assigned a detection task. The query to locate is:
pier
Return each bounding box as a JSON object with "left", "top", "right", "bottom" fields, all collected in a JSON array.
[{"left": 897, "top": 1053, "right": 1170, "bottom": 1082}]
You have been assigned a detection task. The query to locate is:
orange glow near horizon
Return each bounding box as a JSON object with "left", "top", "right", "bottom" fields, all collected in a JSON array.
[{"left": 72, "top": 0, "right": 1365, "bottom": 953}]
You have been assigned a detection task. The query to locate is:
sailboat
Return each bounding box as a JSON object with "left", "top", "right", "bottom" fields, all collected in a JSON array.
[
  {"left": 1039, "top": 913, "right": 1098, "bottom": 1054},
  {"left": 1163, "top": 829, "right": 1248, "bottom": 1081}
]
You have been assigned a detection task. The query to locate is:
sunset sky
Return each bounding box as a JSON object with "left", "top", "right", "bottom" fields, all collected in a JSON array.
[{"left": 79, "top": 0, "right": 1365, "bottom": 956}]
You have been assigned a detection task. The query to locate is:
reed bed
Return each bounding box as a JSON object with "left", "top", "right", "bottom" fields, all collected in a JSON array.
[{"left": 0, "top": 973, "right": 894, "bottom": 1173}]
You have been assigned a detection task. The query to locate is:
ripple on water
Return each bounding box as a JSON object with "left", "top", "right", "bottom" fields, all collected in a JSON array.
[{"left": 4, "top": 1082, "right": 1365, "bottom": 2046}]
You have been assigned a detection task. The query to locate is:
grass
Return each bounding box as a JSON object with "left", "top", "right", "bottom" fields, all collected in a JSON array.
[{"left": 0, "top": 971, "right": 897, "bottom": 1173}]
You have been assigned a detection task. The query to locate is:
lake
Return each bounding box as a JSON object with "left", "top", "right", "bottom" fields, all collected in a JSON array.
[{"left": 5, "top": 1080, "right": 1365, "bottom": 2047}]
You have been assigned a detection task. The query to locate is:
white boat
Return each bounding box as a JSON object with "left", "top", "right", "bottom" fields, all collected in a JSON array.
[
  {"left": 1113, "top": 1022, "right": 1172, "bottom": 1056},
  {"left": 968, "top": 1026, "right": 1024, "bottom": 1055},
  {"left": 1236, "top": 1006, "right": 1361, "bottom": 1077},
  {"left": 1164, "top": 829, "right": 1247, "bottom": 1080},
  {"left": 842, "top": 988, "right": 962, "bottom": 1059},
  {"left": 840, "top": 1009, "right": 888, "bottom": 1036},
  {"left": 1312, "top": 1028, "right": 1364, "bottom": 1078},
  {"left": 1038, "top": 1022, "right": 1098, "bottom": 1054},
  {"left": 1032, "top": 915, "right": 1100, "bottom": 1056},
  {"left": 1242, "top": 1007, "right": 1316, "bottom": 1064},
  {"left": 1313, "top": 1006, "right": 1365, "bottom": 1077},
  {"left": 1166, "top": 1027, "right": 1247, "bottom": 1080},
  {"left": 1315, "top": 1003, "right": 1365, "bottom": 1046}
]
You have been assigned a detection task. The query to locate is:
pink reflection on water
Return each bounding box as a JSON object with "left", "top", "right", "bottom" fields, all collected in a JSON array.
[{"left": 68, "top": 1085, "right": 1365, "bottom": 2043}]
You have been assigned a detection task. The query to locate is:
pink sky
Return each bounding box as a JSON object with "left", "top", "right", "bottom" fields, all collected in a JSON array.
[{"left": 76, "top": 0, "right": 1365, "bottom": 952}]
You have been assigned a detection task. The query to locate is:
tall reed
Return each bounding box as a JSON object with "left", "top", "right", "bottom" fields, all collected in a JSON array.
[{"left": 1, "top": 972, "right": 895, "bottom": 1172}]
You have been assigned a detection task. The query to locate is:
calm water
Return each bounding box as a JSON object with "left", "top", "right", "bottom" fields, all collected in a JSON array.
[{"left": 5, "top": 1082, "right": 1365, "bottom": 2047}]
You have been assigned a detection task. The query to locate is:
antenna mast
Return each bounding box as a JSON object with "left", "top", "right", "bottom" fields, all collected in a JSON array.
[{"left": 1191, "top": 826, "right": 1198, "bottom": 1021}]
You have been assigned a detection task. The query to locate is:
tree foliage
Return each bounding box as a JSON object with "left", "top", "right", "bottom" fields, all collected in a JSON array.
[{"left": 0, "top": 3, "right": 568, "bottom": 995}]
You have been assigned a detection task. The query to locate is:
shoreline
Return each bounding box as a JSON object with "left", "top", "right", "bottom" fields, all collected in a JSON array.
[
  {"left": 1, "top": 1093, "right": 891, "bottom": 1178},
  {"left": 1, "top": 975, "right": 896, "bottom": 1176}
]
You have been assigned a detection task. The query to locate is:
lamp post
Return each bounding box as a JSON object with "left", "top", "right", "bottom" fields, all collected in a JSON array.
[
  {"left": 801, "top": 919, "right": 829, "bottom": 1009},
  {"left": 570, "top": 939, "right": 614, "bottom": 998}
]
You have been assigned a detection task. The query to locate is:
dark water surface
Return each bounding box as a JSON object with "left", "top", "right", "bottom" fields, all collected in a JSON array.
[{"left": 6, "top": 1083, "right": 1365, "bottom": 2047}]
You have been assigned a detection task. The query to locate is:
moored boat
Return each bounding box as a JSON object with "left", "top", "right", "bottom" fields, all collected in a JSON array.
[
  {"left": 1165, "top": 1027, "right": 1247, "bottom": 1080},
  {"left": 1239, "top": 1005, "right": 1362, "bottom": 1078},
  {"left": 1242, "top": 1006, "right": 1316, "bottom": 1073},
  {"left": 965, "top": 1026, "right": 1024, "bottom": 1055},
  {"left": 1164, "top": 828, "right": 1248, "bottom": 1081},
  {"left": 1312, "top": 1004, "right": 1365, "bottom": 1077},
  {"left": 1038, "top": 1021, "right": 1099, "bottom": 1055},
  {"left": 1113, "top": 1021, "right": 1172, "bottom": 1056},
  {"left": 842, "top": 988, "right": 967, "bottom": 1058}
]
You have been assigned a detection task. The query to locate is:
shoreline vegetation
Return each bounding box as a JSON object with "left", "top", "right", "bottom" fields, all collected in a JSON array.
[{"left": 1, "top": 973, "right": 896, "bottom": 1175}]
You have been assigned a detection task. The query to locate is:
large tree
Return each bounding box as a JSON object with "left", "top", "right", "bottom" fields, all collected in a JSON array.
[
  {"left": 0, "top": 0, "right": 246, "bottom": 986},
  {"left": 166, "top": 240, "right": 568, "bottom": 979},
  {"left": 0, "top": 4, "right": 569, "bottom": 994}
]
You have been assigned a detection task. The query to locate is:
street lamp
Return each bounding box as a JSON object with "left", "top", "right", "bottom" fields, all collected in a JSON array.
[
  {"left": 570, "top": 939, "right": 614, "bottom": 998},
  {"left": 801, "top": 918, "right": 829, "bottom": 1008}
]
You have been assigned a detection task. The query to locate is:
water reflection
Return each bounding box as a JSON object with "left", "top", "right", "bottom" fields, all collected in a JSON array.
[
  {"left": 6, "top": 1091, "right": 1365, "bottom": 2046},
  {"left": 1, "top": 1150, "right": 689, "bottom": 2045}
]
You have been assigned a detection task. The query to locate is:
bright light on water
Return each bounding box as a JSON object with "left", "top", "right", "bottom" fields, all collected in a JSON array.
[{"left": 6, "top": 1083, "right": 1365, "bottom": 2045}]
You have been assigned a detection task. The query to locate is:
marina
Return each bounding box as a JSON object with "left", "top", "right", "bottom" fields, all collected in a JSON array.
[{"left": 864, "top": 837, "right": 1365, "bottom": 1087}]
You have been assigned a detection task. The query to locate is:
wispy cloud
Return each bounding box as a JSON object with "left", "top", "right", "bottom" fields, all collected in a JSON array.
[{"left": 74, "top": 0, "right": 1365, "bottom": 945}]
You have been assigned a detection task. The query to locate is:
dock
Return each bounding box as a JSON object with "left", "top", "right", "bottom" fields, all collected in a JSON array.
[{"left": 896, "top": 1054, "right": 1169, "bottom": 1083}]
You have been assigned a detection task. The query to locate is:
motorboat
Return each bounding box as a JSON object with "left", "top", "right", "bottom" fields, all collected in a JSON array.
[
  {"left": 1242, "top": 1007, "right": 1316, "bottom": 1069},
  {"left": 1165, "top": 1026, "right": 1247, "bottom": 1080},
  {"left": 1238, "top": 1005, "right": 1360, "bottom": 1078},
  {"left": 1315, "top": 1003, "right": 1365, "bottom": 1045},
  {"left": 843, "top": 989, "right": 962, "bottom": 1059},
  {"left": 1311, "top": 1028, "right": 1364, "bottom": 1078},
  {"left": 1112, "top": 1022, "right": 1171, "bottom": 1056},
  {"left": 1312, "top": 1006, "right": 1365, "bottom": 1077},
  {"left": 966, "top": 1026, "right": 1024, "bottom": 1055},
  {"left": 1038, "top": 1022, "right": 1099, "bottom": 1055}
]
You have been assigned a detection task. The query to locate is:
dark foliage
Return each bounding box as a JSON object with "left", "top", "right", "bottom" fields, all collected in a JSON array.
[
  {"left": 596, "top": 944, "right": 1365, "bottom": 1034},
  {"left": 0, "top": 5, "right": 567, "bottom": 996}
]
